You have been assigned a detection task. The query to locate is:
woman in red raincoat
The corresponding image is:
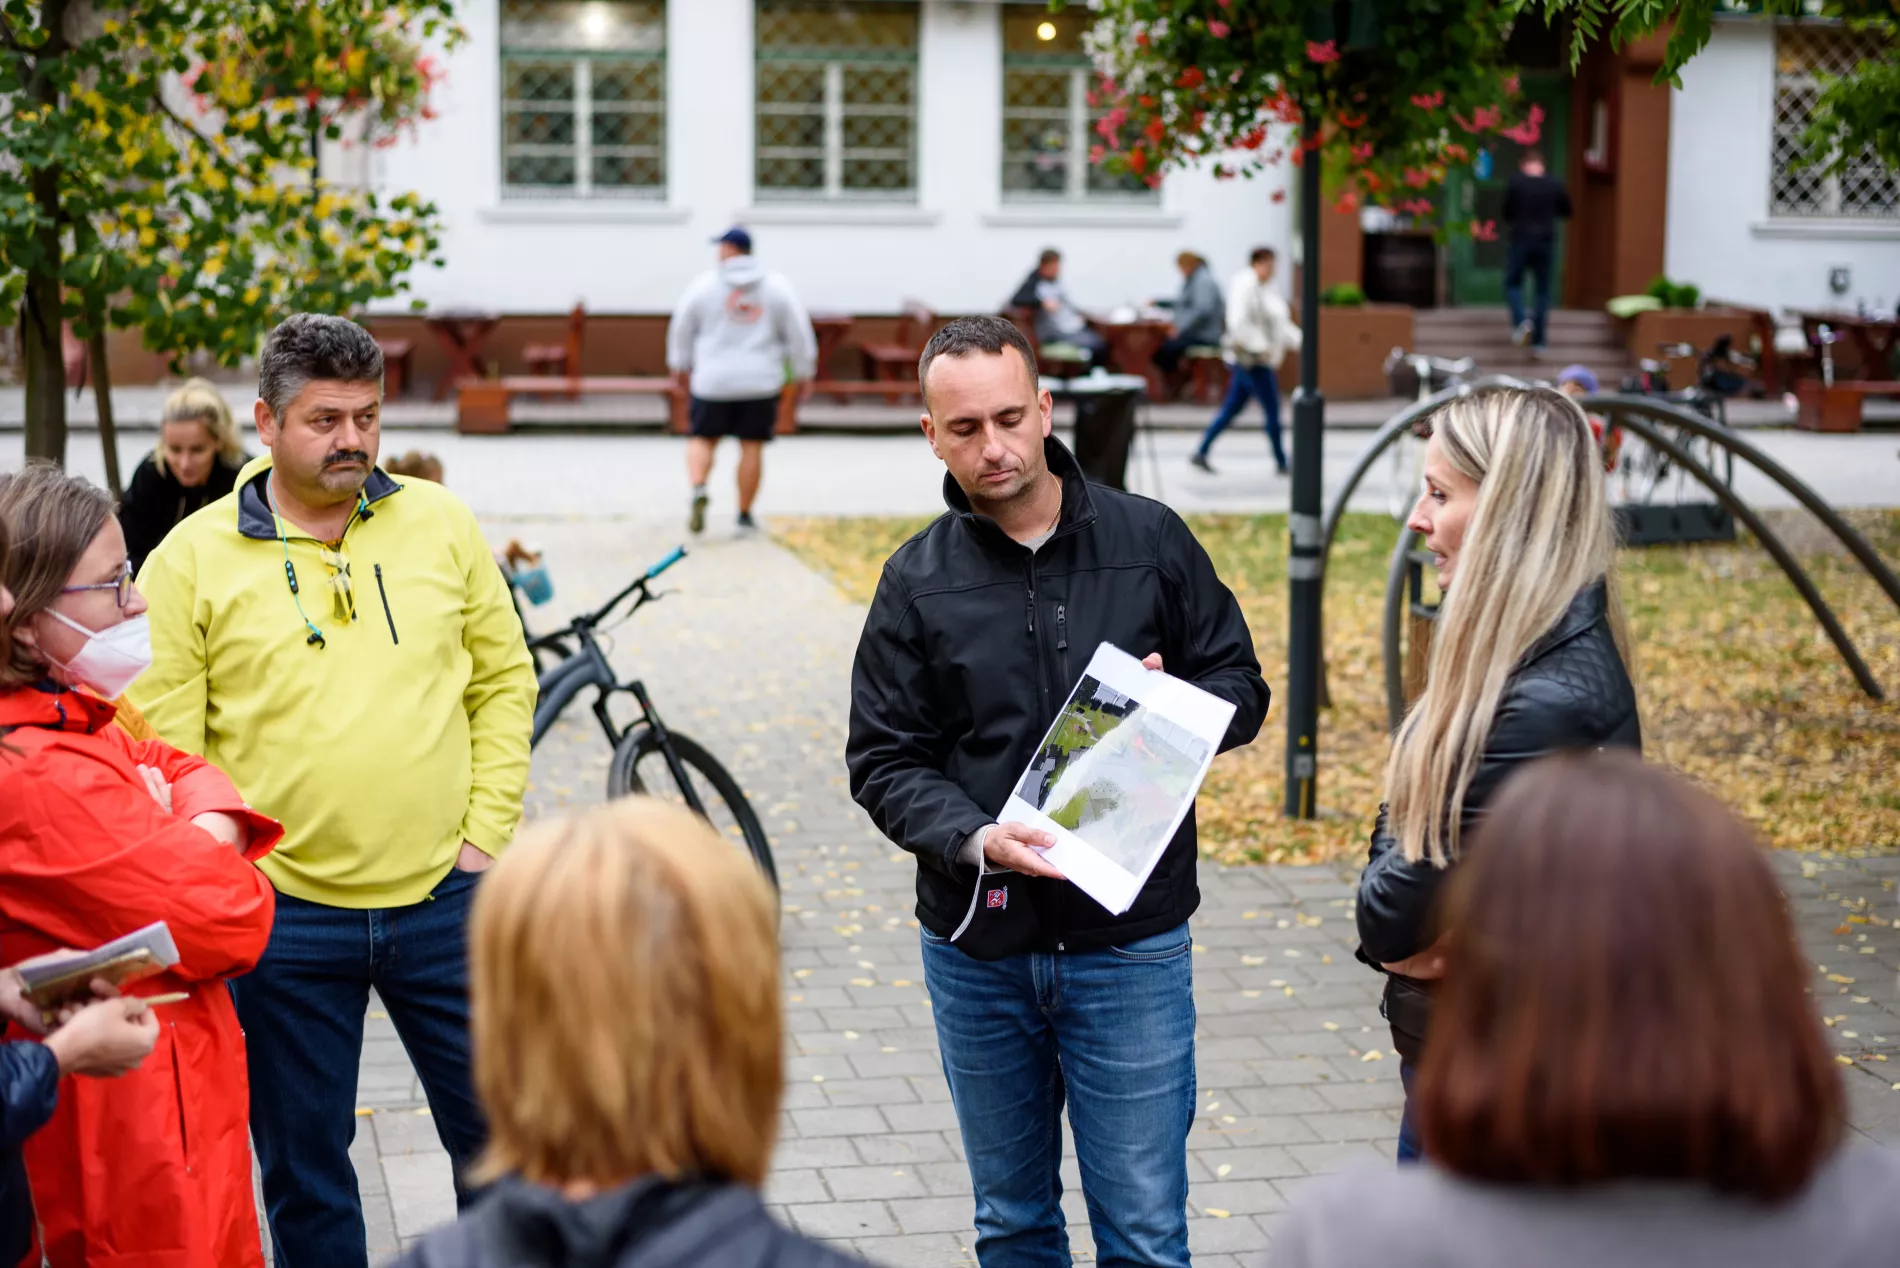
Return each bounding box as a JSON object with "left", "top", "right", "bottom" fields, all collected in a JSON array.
[{"left": 0, "top": 464, "right": 281, "bottom": 1268}]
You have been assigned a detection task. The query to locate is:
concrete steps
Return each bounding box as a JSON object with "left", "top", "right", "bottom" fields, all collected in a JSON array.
[{"left": 1413, "top": 306, "right": 1631, "bottom": 385}]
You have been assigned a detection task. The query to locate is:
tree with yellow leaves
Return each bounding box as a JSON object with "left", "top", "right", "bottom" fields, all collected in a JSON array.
[{"left": 0, "top": 0, "right": 461, "bottom": 469}]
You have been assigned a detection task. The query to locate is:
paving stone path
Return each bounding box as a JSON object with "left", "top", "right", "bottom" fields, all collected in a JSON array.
[{"left": 343, "top": 513, "right": 1900, "bottom": 1266}]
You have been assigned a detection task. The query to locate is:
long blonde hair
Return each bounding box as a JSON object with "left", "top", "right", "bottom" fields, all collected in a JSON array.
[
  {"left": 155, "top": 377, "right": 244, "bottom": 475},
  {"left": 1383, "top": 386, "right": 1631, "bottom": 867},
  {"left": 469, "top": 797, "right": 782, "bottom": 1189}
]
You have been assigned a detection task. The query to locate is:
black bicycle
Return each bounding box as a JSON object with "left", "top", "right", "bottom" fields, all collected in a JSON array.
[{"left": 523, "top": 546, "right": 777, "bottom": 888}]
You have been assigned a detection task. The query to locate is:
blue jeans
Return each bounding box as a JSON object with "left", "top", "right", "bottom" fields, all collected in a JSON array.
[
  {"left": 921, "top": 924, "right": 1195, "bottom": 1268},
  {"left": 1397, "top": 1058, "right": 1423, "bottom": 1162},
  {"left": 232, "top": 867, "right": 487, "bottom": 1268},
  {"left": 1504, "top": 237, "right": 1553, "bottom": 348},
  {"left": 1195, "top": 364, "right": 1286, "bottom": 470}
]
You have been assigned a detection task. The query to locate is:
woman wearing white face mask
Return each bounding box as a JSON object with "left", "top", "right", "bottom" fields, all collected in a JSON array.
[{"left": 0, "top": 461, "right": 283, "bottom": 1267}]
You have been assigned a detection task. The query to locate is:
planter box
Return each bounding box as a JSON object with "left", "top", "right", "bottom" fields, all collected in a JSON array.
[
  {"left": 1280, "top": 304, "right": 1415, "bottom": 400},
  {"left": 1622, "top": 308, "right": 1760, "bottom": 390}
]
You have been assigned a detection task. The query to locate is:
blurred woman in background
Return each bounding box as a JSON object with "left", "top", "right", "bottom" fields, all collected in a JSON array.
[
  {"left": 397, "top": 797, "right": 861, "bottom": 1268},
  {"left": 1279, "top": 753, "right": 1898, "bottom": 1267},
  {"left": 118, "top": 377, "right": 248, "bottom": 572},
  {"left": 1355, "top": 385, "right": 1640, "bottom": 1160}
]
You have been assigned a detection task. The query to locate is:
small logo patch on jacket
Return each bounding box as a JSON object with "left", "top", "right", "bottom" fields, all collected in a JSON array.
[{"left": 986, "top": 888, "right": 1008, "bottom": 910}]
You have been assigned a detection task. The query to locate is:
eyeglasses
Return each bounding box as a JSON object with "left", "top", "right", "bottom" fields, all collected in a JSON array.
[
  {"left": 60, "top": 560, "right": 136, "bottom": 609},
  {"left": 318, "top": 546, "right": 355, "bottom": 624}
]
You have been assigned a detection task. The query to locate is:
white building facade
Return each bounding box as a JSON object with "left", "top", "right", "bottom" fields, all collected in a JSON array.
[
  {"left": 371, "top": 0, "right": 1296, "bottom": 319},
  {"left": 1666, "top": 18, "right": 1899, "bottom": 315}
]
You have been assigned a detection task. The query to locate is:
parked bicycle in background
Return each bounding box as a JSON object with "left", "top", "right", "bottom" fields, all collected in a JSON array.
[{"left": 508, "top": 546, "right": 777, "bottom": 891}]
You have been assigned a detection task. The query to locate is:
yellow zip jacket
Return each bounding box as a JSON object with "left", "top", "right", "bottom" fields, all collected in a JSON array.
[{"left": 132, "top": 457, "right": 536, "bottom": 909}]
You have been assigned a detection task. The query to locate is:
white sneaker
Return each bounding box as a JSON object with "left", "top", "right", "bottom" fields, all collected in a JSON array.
[{"left": 1511, "top": 320, "right": 1534, "bottom": 347}]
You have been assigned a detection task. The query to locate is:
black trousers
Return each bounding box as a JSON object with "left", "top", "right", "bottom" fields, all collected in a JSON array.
[{"left": 1151, "top": 334, "right": 1196, "bottom": 377}]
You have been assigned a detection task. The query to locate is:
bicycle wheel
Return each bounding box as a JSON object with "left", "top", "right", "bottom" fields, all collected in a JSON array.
[{"left": 608, "top": 728, "right": 778, "bottom": 890}]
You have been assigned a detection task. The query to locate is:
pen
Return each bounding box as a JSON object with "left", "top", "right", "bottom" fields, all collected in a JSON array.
[{"left": 140, "top": 993, "right": 190, "bottom": 1007}]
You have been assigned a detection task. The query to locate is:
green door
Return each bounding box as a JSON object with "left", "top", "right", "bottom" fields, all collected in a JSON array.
[{"left": 1446, "top": 72, "right": 1570, "bottom": 307}]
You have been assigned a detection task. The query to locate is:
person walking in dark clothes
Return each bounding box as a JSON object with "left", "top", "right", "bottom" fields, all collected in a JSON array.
[{"left": 1501, "top": 150, "right": 1572, "bottom": 354}]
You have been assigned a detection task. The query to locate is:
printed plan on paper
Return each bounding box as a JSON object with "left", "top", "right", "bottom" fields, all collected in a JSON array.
[{"left": 1002, "top": 643, "right": 1234, "bottom": 915}]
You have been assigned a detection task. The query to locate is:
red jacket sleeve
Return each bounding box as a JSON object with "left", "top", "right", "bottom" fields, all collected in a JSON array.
[
  {"left": 0, "top": 744, "right": 277, "bottom": 983},
  {"left": 95, "top": 727, "right": 282, "bottom": 862}
]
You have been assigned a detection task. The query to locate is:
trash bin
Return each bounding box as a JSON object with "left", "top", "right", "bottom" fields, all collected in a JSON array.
[{"left": 1049, "top": 373, "right": 1147, "bottom": 490}]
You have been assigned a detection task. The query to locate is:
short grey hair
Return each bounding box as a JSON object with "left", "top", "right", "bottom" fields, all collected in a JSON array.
[
  {"left": 917, "top": 315, "right": 1039, "bottom": 404},
  {"left": 257, "top": 313, "right": 385, "bottom": 421}
]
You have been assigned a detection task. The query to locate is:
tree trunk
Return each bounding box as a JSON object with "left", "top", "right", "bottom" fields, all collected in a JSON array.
[
  {"left": 20, "top": 274, "right": 65, "bottom": 466},
  {"left": 21, "top": 0, "right": 72, "bottom": 465},
  {"left": 89, "top": 326, "right": 121, "bottom": 499}
]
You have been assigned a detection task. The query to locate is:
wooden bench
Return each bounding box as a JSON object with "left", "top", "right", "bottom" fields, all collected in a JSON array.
[
  {"left": 1795, "top": 380, "right": 1900, "bottom": 433},
  {"left": 1185, "top": 346, "right": 1228, "bottom": 404},
  {"left": 523, "top": 304, "right": 585, "bottom": 395},
  {"left": 456, "top": 375, "right": 686, "bottom": 435}
]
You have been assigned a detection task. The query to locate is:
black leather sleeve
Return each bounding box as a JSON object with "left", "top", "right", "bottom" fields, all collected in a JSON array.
[
  {"left": 1355, "top": 803, "right": 1446, "bottom": 967},
  {"left": 1355, "top": 677, "right": 1593, "bottom": 964},
  {"left": 1158, "top": 512, "right": 1270, "bottom": 753},
  {"left": 846, "top": 567, "right": 994, "bottom": 872},
  {"left": 0, "top": 1040, "right": 57, "bottom": 1153}
]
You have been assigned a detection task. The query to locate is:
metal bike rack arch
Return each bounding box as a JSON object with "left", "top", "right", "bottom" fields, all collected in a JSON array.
[{"left": 1351, "top": 393, "right": 1900, "bottom": 729}]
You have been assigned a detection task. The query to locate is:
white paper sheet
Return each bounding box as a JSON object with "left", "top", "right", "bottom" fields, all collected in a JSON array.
[{"left": 1000, "top": 643, "right": 1235, "bottom": 915}]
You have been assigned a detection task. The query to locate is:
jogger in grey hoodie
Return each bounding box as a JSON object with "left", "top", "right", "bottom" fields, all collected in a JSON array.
[{"left": 666, "top": 227, "right": 818, "bottom": 534}]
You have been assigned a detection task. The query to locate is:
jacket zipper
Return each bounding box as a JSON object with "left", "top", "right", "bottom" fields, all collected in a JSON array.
[
  {"left": 374, "top": 564, "right": 399, "bottom": 645},
  {"left": 1056, "top": 603, "right": 1070, "bottom": 686}
]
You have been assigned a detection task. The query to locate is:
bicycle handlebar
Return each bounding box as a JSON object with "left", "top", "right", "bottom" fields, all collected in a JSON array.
[
  {"left": 645, "top": 544, "right": 687, "bottom": 581},
  {"left": 554, "top": 544, "right": 691, "bottom": 635}
]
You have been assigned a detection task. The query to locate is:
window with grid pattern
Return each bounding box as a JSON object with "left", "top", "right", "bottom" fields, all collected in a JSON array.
[
  {"left": 755, "top": 1, "right": 918, "bottom": 200},
  {"left": 500, "top": 0, "right": 666, "bottom": 198},
  {"left": 1002, "top": 9, "right": 1154, "bottom": 202},
  {"left": 1770, "top": 24, "right": 1896, "bottom": 219}
]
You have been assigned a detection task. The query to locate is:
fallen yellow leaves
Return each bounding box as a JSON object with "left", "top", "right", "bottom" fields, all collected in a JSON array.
[{"left": 776, "top": 509, "right": 1900, "bottom": 864}]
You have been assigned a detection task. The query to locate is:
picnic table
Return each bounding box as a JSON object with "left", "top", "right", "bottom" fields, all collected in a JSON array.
[
  {"left": 1092, "top": 315, "right": 1174, "bottom": 401},
  {"left": 426, "top": 310, "right": 501, "bottom": 401},
  {"left": 809, "top": 312, "right": 855, "bottom": 384},
  {"left": 1791, "top": 309, "right": 1900, "bottom": 382}
]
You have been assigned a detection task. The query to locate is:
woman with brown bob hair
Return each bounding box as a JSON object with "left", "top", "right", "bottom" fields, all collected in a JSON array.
[
  {"left": 1276, "top": 752, "right": 1899, "bottom": 1267},
  {"left": 396, "top": 797, "right": 863, "bottom": 1268}
]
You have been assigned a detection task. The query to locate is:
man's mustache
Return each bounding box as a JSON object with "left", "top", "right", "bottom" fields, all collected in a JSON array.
[{"left": 324, "top": 450, "right": 371, "bottom": 468}]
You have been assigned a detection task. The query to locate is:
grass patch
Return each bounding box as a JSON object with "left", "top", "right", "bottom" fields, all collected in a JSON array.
[{"left": 774, "top": 510, "right": 1900, "bottom": 864}]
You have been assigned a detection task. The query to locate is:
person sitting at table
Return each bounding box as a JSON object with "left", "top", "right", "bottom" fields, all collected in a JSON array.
[
  {"left": 1152, "top": 251, "right": 1225, "bottom": 380},
  {"left": 119, "top": 377, "right": 249, "bottom": 574},
  {"left": 1009, "top": 248, "right": 1108, "bottom": 364}
]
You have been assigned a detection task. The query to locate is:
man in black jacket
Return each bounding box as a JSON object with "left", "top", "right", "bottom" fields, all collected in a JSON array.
[
  {"left": 1500, "top": 149, "right": 1572, "bottom": 353},
  {"left": 847, "top": 315, "right": 1268, "bottom": 1268}
]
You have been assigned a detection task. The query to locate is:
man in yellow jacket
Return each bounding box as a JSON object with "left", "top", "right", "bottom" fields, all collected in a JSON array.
[{"left": 133, "top": 313, "right": 535, "bottom": 1268}]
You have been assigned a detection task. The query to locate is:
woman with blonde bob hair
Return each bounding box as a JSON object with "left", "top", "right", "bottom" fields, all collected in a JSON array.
[
  {"left": 118, "top": 377, "right": 249, "bottom": 572},
  {"left": 396, "top": 798, "right": 864, "bottom": 1268},
  {"left": 1354, "top": 385, "right": 1640, "bottom": 1161}
]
